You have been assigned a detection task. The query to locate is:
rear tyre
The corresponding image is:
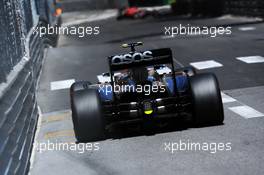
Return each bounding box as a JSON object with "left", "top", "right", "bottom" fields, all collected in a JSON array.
[
  {"left": 70, "top": 81, "right": 91, "bottom": 93},
  {"left": 71, "top": 88, "right": 105, "bottom": 142},
  {"left": 189, "top": 73, "right": 224, "bottom": 126}
]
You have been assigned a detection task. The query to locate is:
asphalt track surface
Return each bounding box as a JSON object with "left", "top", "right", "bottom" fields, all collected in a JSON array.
[{"left": 32, "top": 12, "right": 264, "bottom": 175}]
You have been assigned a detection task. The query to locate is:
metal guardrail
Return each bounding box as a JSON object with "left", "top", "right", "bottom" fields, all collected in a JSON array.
[
  {"left": 225, "top": 0, "right": 264, "bottom": 17},
  {"left": 0, "top": 0, "right": 25, "bottom": 83},
  {"left": 169, "top": 0, "right": 264, "bottom": 17}
]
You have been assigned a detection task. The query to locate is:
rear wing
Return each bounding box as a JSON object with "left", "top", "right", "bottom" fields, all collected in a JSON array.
[
  {"left": 108, "top": 47, "right": 179, "bottom": 100},
  {"left": 108, "top": 48, "right": 173, "bottom": 71}
]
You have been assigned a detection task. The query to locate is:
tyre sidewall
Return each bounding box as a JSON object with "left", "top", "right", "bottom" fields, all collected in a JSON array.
[
  {"left": 71, "top": 88, "right": 105, "bottom": 142},
  {"left": 189, "top": 73, "right": 224, "bottom": 126}
]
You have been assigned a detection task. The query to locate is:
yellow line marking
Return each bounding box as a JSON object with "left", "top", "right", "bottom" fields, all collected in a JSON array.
[
  {"left": 42, "top": 111, "right": 71, "bottom": 124},
  {"left": 44, "top": 130, "right": 75, "bottom": 139}
]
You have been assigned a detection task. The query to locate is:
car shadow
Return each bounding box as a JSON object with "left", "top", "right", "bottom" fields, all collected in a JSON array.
[
  {"left": 105, "top": 118, "right": 191, "bottom": 140},
  {"left": 103, "top": 118, "right": 225, "bottom": 141}
]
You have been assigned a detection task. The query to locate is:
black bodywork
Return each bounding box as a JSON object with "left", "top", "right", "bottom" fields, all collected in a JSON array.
[{"left": 101, "top": 46, "right": 192, "bottom": 126}]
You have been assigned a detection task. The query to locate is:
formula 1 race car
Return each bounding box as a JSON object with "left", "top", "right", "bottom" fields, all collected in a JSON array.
[
  {"left": 117, "top": 7, "right": 155, "bottom": 20},
  {"left": 70, "top": 42, "right": 224, "bottom": 142}
]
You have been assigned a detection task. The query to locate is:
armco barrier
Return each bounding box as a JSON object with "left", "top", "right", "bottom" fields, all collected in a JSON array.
[
  {"left": 61, "top": 0, "right": 264, "bottom": 18},
  {"left": 224, "top": 0, "right": 264, "bottom": 17},
  {"left": 0, "top": 0, "right": 58, "bottom": 174},
  {"left": 169, "top": 0, "right": 264, "bottom": 17}
]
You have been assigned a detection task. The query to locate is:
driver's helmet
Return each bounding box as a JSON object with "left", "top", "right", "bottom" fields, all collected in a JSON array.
[{"left": 131, "top": 67, "right": 149, "bottom": 84}]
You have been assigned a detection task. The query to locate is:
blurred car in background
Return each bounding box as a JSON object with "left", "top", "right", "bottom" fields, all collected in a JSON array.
[{"left": 117, "top": 7, "right": 159, "bottom": 20}]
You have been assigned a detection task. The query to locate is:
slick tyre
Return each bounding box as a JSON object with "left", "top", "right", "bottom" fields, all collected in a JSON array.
[
  {"left": 189, "top": 73, "right": 224, "bottom": 126},
  {"left": 70, "top": 81, "right": 92, "bottom": 93},
  {"left": 71, "top": 88, "right": 105, "bottom": 142},
  {"left": 70, "top": 81, "right": 92, "bottom": 108}
]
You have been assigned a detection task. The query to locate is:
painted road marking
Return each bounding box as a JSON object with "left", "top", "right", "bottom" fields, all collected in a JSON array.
[
  {"left": 221, "top": 92, "right": 236, "bottom": 104},
  {"left": 161, "top": 35, "right": 174, "bottom": 39},
  {"left": 50, "top": 79, "right": 75, "bottom": 91},
  {"left": 238, "top": 27, "right": 256, "bottom": 31},
  {"left": 236, "top": 56, "right": 264, "bottom": 64},
  {"left": 42, "top": 112, "right": 71, "bottom": 124},
  {"left": 42, "top": 110, "right": 71, "bottom": 124},
  {"left": 44, "top": 130, "right": 75, "bottom": 139},
  {"left": 229, "top": 106, "right": 264, "bottom": 119},
  {"left": 190, "top": 60, "right": 223, "bottom": 70}
]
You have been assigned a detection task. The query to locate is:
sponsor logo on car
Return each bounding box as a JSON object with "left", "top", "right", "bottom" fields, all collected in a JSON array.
[{"left": 111, "top": 51, "right": 153, "bottom": 65}]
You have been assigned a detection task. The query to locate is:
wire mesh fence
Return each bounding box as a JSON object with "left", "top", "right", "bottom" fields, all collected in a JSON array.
[
  {"left": 0, "top": 0, "right": 59, "bottom": 174},
  {"left": 225, "top": 0, "right": 264, "bottom": 17},
  {"left": 0, "top": 0, "right": 29, "bottom": 83}
]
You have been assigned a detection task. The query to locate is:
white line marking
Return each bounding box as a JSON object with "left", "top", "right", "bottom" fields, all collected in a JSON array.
[
  {"left": 190, "top": 60, "right": 223, "bottom": 70},
  {"left": 236, "top": 56, "right": 264, "bottom": 64},
  {"left": 229, "top": 106, "right": 264, "bottom": 119},
  {"left": 50, "top": 79, "right": 75, "bottom": 91},
  {"left": 238, "top": 27, "right": 256, "bottom": 31},
  {"left": 221, "top": 92, "right": 236, "bottom": 104},
  {"left": 161, "top": 35, "right": 174, "bottom": 39}
]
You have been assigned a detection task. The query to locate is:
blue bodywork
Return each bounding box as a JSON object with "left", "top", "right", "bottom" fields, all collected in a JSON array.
[{"left": 98, "top": 75, "right": 188, "bottom": 101}]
